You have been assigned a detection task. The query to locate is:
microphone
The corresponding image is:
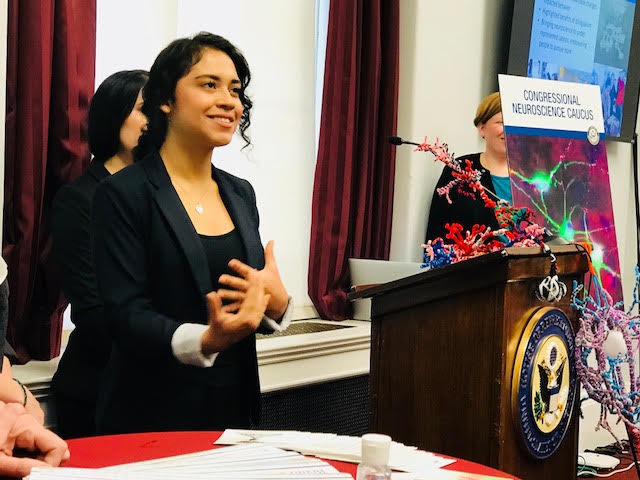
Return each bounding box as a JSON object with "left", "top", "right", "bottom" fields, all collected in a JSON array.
[{"left": 388, "top": 136, "right": 421, "bottom": 147}]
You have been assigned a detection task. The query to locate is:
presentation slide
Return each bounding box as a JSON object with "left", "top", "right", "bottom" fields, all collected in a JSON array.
[{"left": 527, "top": 0, "right": 636, "bottom": 136}]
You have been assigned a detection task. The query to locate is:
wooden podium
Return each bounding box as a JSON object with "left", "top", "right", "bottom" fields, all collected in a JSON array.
[{"left": 351, "top": 245, "right": 589, "bottom": 479}]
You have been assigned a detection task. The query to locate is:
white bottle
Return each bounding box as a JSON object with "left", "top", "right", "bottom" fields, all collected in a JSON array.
[{"left": 356, "top": 433, "right": 392, "bottom": 480}]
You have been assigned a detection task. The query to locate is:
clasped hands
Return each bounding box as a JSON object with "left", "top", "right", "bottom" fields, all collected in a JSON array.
[
  {"left": 0, "top": 402, "right": 69, "bottom": 478},
  {"left": 201, "top": 240, "right": 288, "bottom": 355}
]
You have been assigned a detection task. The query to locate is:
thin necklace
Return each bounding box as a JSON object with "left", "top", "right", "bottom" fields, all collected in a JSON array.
[{"left": 172, "top": 180, "right": 213, "bottom": 215}]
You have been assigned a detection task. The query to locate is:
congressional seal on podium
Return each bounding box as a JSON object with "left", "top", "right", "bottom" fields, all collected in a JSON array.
[{"left": 511, "top": 307, "right": 577, "bottom": 459}]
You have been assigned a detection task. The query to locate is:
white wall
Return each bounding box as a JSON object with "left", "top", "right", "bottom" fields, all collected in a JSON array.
[
  {"left": 95, "top": 0, "right": 177, "bottom": 88},
  {"left": 607, "top": 141, "right": 638, "bottom": 305},
  {"left": 95, "top": 0, "right": 317, "bottom": 309}
]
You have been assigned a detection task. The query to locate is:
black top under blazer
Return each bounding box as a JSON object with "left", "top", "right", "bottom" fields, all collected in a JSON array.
[
  {"left": 425, "top": 153, "right": 500, "bottom": 242},
  {"left": 92, "top": 151, "right": 265, "bottom": 433},
  {"left": 51, "top": 160, "right": 111, "bottom": 402}
]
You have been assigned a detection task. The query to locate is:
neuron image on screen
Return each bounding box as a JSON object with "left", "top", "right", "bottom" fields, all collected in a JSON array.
[
  {"left": 527, "top": 0, "right": 636, "bottom": 137},
  {"left": 506, "top": 134, "right": 622, "bottom": 300}
]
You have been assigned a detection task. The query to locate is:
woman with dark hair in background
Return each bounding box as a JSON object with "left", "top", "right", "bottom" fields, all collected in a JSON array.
[
  {"left": 51, "top": 70, "right": 148, "bottom": 438},
  {"left": 426, "top": 92, "right": 510, "bottom": 241},
  {"left": 92, "top": 32, "right": 290, "bottom": 434}
]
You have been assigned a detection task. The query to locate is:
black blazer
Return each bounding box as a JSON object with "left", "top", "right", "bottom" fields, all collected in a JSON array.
[
  {"left": 92, "top": 152, "right": 265, "bottom": 433},
  {"left": 51, "top": 160, "right": 111, "bottom": 401},
  {"left": 425, "top": 153, "right": 500, "bottom": 242}
]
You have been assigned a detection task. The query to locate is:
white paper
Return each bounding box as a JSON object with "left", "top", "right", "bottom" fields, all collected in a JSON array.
[
  {"left": 25, "top": 443, "right": 352, "bottom": 480},
  {"left": 215, "top": 429, "right": 456, "bottom": 472}
]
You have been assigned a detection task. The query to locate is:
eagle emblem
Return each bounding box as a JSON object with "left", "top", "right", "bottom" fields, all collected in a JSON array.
[
  {"left": 511, "top": 308, "right": 576, "bottom": 459},
  {"left": 532, "top": 337, "right": 570, "bottom": 432}
]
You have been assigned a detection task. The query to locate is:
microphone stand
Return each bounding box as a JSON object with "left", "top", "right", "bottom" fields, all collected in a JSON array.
[
  {"left": 389, "top": 135, "right": 502, "bottom": 202},
  {"left": 388, "top": 136, "right": 421, "bottom": 147}
]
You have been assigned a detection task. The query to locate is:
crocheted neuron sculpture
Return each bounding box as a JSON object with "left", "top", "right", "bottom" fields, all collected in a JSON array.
[
  {"left": 572, "top": 267, "right": 640, "bottom": 444},
  {"left": 417, "top": 138, "right": 546, "bottom": 269}
]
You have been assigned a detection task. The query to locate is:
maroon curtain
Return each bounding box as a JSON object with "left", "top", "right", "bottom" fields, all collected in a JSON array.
[
  {"left": 3, "top": 0, "right": 96, "bottom": 362},
  {"left": 308, "top": 0, "right": 399, "bottom": 320}
]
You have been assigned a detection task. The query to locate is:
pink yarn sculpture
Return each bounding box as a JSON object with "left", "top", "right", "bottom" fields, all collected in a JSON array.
[
  {"left": 572, "top": 267, "right": 640, "bottom": 444},
  {"left": 416, "top": 138, "right": 546, "bottom": 269}
]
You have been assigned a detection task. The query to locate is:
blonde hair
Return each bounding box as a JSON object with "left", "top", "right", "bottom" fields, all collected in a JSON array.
[{"left": 473, "top": 92, "right": 501, "bottom": 127}]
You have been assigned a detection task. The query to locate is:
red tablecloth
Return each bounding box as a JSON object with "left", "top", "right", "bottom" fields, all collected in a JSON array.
[{"left": 64, "top": 431, "right": 519, "bottom": 479}]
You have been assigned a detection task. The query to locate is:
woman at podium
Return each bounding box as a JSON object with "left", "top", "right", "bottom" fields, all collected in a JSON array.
[{"left": 425, "top": 92, "right": 511, "bottom": 241}]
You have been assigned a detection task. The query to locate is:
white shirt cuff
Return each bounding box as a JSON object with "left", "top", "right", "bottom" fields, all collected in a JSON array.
[
  {"left": 260, "top": 297, "right": 293, "bottom": 332},
  {"left": 171, "top": 323, "right": 219, "bottom": 367}
]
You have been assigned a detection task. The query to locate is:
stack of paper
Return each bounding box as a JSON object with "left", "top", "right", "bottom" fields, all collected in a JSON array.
[
  {"left": 26, "top": 431, "right": 511, "bottom": 480},
  {"left": 25, "top": 444, "right": 353, "bottom": 480},
  {"left": 214, "top": 429, "right": 456, "bottom": 474}
]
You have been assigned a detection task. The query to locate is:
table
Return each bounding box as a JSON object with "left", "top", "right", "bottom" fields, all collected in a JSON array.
[{"left": 64, "top": 431, "right": 520, "bottom": 478}]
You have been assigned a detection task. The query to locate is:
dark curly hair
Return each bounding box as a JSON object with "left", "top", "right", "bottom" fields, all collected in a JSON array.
[
  {"left": 88, "top": 70, "right": 149, "bottom": 162},
  {"left": 135, "top": 32, "right": 252, "bottom": 159}
]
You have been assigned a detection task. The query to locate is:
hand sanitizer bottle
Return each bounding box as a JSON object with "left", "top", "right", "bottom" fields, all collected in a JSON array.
[{"left": 356, "top": 433, "right": 392, "bottom": 480}]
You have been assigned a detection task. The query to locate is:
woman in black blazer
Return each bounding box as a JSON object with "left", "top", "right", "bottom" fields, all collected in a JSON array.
[
  {"left": 92, "top": 33, "right": 291, "bottom": 434},
  {"left": 51, "top": 70, "right": 148, "bottom": 438}
]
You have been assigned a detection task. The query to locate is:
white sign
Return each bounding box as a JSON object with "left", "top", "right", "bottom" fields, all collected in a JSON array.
[{"left": 498, "top": 74, "right": 604, "bottom": 140}]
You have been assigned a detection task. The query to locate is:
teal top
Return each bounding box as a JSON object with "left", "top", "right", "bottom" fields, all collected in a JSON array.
[{"left": 491, "top": 174, "right": 512, "bottom": 204}]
